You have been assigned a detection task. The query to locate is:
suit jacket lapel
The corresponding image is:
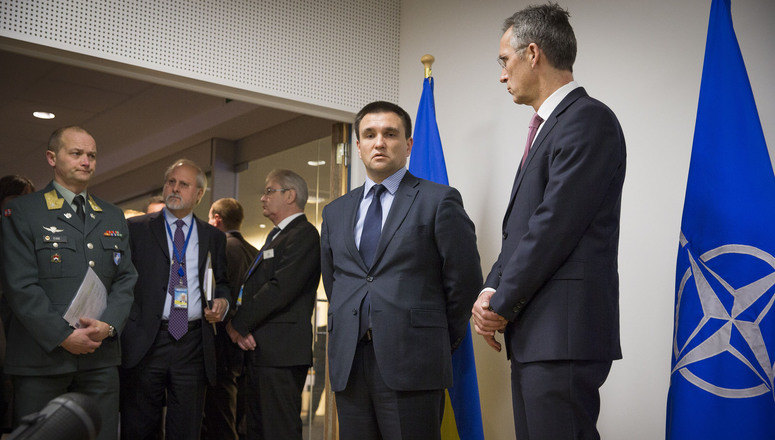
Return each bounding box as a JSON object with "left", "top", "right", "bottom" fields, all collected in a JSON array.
[
  {"left": 149, "top": 212, "right": 170, "bottom": 261},
  {"left": 502, "top": 87, "right": 587, "bottom": 227},
  {"left": 195, "top": 216, "right": 208, "bottom": 286},
  {"left": 344, "top": 186, "right": 367, "bottom": 271}
]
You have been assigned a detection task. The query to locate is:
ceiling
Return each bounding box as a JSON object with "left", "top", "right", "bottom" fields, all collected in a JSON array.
[{"left": 0, "top": 48, "right": 338, "bottom": 204}]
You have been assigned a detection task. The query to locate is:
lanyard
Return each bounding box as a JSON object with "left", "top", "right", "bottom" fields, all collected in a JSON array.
[{"left": 164, "top": 214, "right": 194, "bottom": 277}]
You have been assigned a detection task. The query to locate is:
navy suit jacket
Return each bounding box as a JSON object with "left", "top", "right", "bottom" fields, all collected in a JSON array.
[
  {"left": 229, "top": 214, "right": 320, "bottom": 367},
  {"left": 486, "top": 87, "right": 626, "bottom": 363},
  {"left": 121, "top": 211, "right": 230, "bottom": 385},
  {"left": 321, "top": 172, "right": 482, "bottom": 392}
]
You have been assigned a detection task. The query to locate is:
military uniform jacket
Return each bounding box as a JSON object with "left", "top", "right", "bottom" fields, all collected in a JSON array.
[{"left": 0, "top": 182, "right": 138, "bottom": 376}]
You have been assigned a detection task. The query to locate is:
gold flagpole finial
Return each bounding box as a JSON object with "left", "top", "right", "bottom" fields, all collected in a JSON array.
[{"left": 421, "top": 54, "right": 435, "bottom": 79}]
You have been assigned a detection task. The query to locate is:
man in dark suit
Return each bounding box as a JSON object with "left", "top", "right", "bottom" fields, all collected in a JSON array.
[
  {"left": 472, "top": 5, "right": 627, "bottom": 440},
  {"left": 0, "top": 126, "right": 137, "bottom": 440},
  {"left": 120, "top": 159, "right": 230, "bottom": 440},
  {"left": 321, "top": 101, "right": 482, "bottom": 440},
  {"left": 226, "top": 169, "right": 320, "bottom": 440},
  {"left": 202, "top": 197, "right": 258, "bottom": 440}
]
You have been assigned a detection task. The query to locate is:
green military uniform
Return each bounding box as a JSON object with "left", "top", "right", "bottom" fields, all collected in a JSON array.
[{"left": 0, "top": 182, "right": 137, "bottom": 439}]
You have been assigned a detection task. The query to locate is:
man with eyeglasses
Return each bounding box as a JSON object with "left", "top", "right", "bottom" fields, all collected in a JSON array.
[
  {"left": 472, "top": 4, "right": 626, "bottom": 440},
  {"left": 120, "top": 158, "right": 231, "bottom": 439},
  {"left": 225, "top": 169, "right": 320, "bottom": 440}
]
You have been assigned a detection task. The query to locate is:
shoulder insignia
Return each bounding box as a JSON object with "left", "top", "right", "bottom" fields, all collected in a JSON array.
[
  {"left": 44, "top": 190, "right": 64, "bottom": 210},
  {"left": 2, "top": 208, "right": 10, "bottom": 217},
  {"left": 88, "top": 196, "right": 103, "bottom": 212}
]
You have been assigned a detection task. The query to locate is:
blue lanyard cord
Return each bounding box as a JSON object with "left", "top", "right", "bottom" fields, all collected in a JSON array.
[{"left": 164, "top": 214, "right": 194, "bottom": 270}]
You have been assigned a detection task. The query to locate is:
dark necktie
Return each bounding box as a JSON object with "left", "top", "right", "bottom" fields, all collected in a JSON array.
[
  {"left": 358, "top": 184, "right": 386, "bottom": 268},
  {"left": 73, "top": 195, "right": 86, "bottom": 224},
  {"left": 168, "top": 219, "right": 188, "bottom": 340},
  {"left": 520, "top": 113, "right": 544, "bottom": 169},
  {"left": 264, "top": 226, "right": 281, "bottom": 250},
  {"left": 358, "top": 184, "right": 386, "bottom": 340}
]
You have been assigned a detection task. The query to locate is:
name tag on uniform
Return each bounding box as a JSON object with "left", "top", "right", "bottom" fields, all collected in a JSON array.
[{"left": 264, "top": 249, "right": 274, "bottom": 259}]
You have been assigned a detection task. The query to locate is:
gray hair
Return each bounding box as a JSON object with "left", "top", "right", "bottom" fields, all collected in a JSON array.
[
  {"left": 267, "top": 169, "right": 308, "bottom": 211},
  {"left": 503, "top": 3, "right": 576, "bottom": 72},
  {"left": 164, "top": 159, "right": 208, "bottom": 193}
]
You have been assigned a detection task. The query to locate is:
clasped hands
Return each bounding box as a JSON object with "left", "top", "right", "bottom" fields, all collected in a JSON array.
[
  {"left": 60, "top": 317, "right": 111, "bottom": 355},
  {"left": 472, "top": 290, "right": 508, "bottom": 352},
  {"left": 226, "top": 321, "right": 256, "bottom": 351}
]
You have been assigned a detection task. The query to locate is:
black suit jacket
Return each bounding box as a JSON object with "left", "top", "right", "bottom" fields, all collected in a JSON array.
[
  {"left": 230, "top": 215, "right": 320, "bottom": 367},
  {"left": 321, "top": 172, "right": 482, "bottom": 392},
  {"left": 486, "top": 87, "right": 626, "bottom": 362},
  {"left": 121, "top": 211, "right": 230, "bottom": 385}
]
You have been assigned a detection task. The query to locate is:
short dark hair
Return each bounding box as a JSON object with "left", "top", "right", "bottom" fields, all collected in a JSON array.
[
  {"left": 0, "top": 175, "right": 35, "bottom": 208},
  {"left": 503, "top": 3, "right": 576, "bottom": 72},
  {"left": 48, "top": 126, "right": 92, "bottom": 153},
  {"left": 210, "top": 198, "right": 245, "bottom": 230},
  {"left": 354, "top": 101, "right": 412, "bottom": 141}
]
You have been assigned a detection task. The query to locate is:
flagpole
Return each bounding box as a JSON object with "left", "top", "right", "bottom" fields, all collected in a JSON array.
[{"left": 421, "top": 54, "right": 434, "bottom": 79}]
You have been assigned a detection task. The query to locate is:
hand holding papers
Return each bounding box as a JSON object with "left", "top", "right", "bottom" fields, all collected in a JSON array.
[{"left": 63, "top": 267, "right": 107, "bottom": 328}]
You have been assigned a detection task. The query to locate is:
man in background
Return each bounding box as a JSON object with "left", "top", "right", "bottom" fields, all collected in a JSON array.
[
  {"left": 226, "top": 169, "right": 320, "bottom": 440},
  {"left": 1, "top": 126, "right": 137, "bottom": 440},
  {"left": 202, "top": 197, "right": 258, "bottom": 440},
  {"left": 120, "top": 159, "right": 231, "bottom": 440},
  {"left": 472, "top": 4, "right": 626, "bottom": 439}
]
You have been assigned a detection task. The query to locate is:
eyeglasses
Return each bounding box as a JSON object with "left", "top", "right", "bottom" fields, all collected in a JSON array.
[
  {"left": 497, "top": 46, "right": 527, "bottom": 69},
  {"left": 263, "top": 188, "right": 290, "bottom": 196}
]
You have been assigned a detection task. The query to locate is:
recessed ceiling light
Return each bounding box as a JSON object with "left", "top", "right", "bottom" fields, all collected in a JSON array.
[
  {"left": 33, "top": 111, "right": 56, "bottom": 119},
  {"left": 307, "top": 160, "right": 326, "bottom": 167},
  {"left": 258, "top": 224, "right": 267, "bottom": 229}
]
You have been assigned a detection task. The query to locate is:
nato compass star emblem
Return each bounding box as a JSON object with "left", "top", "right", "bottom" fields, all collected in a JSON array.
[{"left": 672, "top": 232, "right": 775, "bottom": 400}]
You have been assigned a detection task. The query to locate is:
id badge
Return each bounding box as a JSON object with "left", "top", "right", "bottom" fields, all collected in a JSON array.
[{"left": 174, "top": 286, "right": 189, "bottom": 309}]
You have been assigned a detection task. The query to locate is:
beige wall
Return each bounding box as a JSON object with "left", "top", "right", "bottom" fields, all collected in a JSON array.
[{"left": 395, "top": 0, "right": 775, "bottom": 439}]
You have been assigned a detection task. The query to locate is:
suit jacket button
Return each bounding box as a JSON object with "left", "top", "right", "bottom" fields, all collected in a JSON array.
[
  {"left": 352, "top": 309, "right": 358, "bottom": 316},
  {"left": 503, "top": 232, "right": 508, "bottom": 239},
  {"left": 87, "top": 243, "right": 94, "bottom": 249},
  {"left": 366, "top": 276, "right": 373, "bottom": 282},
  {"left": 89, "top": 261, "right": 95, "bottom": 267}
]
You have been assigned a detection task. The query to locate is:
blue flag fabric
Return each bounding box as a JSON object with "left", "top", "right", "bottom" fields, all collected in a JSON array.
[
  {"left": 409, "top": 77, "right": 485, "bottom": 440},
  {"left": 666, "top": 0, "right": 775, "bottom": 438}
]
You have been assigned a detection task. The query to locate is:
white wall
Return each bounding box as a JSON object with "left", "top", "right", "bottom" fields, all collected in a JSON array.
[{"left": 398, "top": 0, "right": 775, "bottom": 439}]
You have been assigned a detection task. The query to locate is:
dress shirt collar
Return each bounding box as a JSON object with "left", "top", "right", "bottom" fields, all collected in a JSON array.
[
  {"left": 537, "top": 80, "right": 580, "bottom": 121},
  {"left": 52, "top": 181, "right": 87, "bottom": 210},
  {"left": 275, "top": 212, "right": 304, "bottom": 231},
  {"left": 363, "top": 167, "right": 406, "bottom": 199},
  {"left": 162, "top": 207, "right": 194, "bottom": 228}
]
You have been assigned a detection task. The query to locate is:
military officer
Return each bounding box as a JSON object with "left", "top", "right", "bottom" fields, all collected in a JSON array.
[{"left": 0, "top": 126, "right": 137, "bottom": 440}]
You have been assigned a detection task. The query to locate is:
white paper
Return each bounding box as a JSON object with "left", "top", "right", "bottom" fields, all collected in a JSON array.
[
  {"left": 63, "top": 267, "right": 107, "bottom": 327},
  {"left": 204, "top": 252, "right": 214, "bottom": 303}
]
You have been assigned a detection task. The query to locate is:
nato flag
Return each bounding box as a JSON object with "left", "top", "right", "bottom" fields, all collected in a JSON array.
[{"left": 666, "top": 0, "right": 775, "bottom": 438}]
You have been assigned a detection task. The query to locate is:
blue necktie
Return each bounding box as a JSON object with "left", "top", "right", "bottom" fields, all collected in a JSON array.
[
  {"left": 359, "top": 184, "right": 386, "bottom": 267},
  {"left": 358, "top": 184, "right": 386, "bottom": 340}
]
